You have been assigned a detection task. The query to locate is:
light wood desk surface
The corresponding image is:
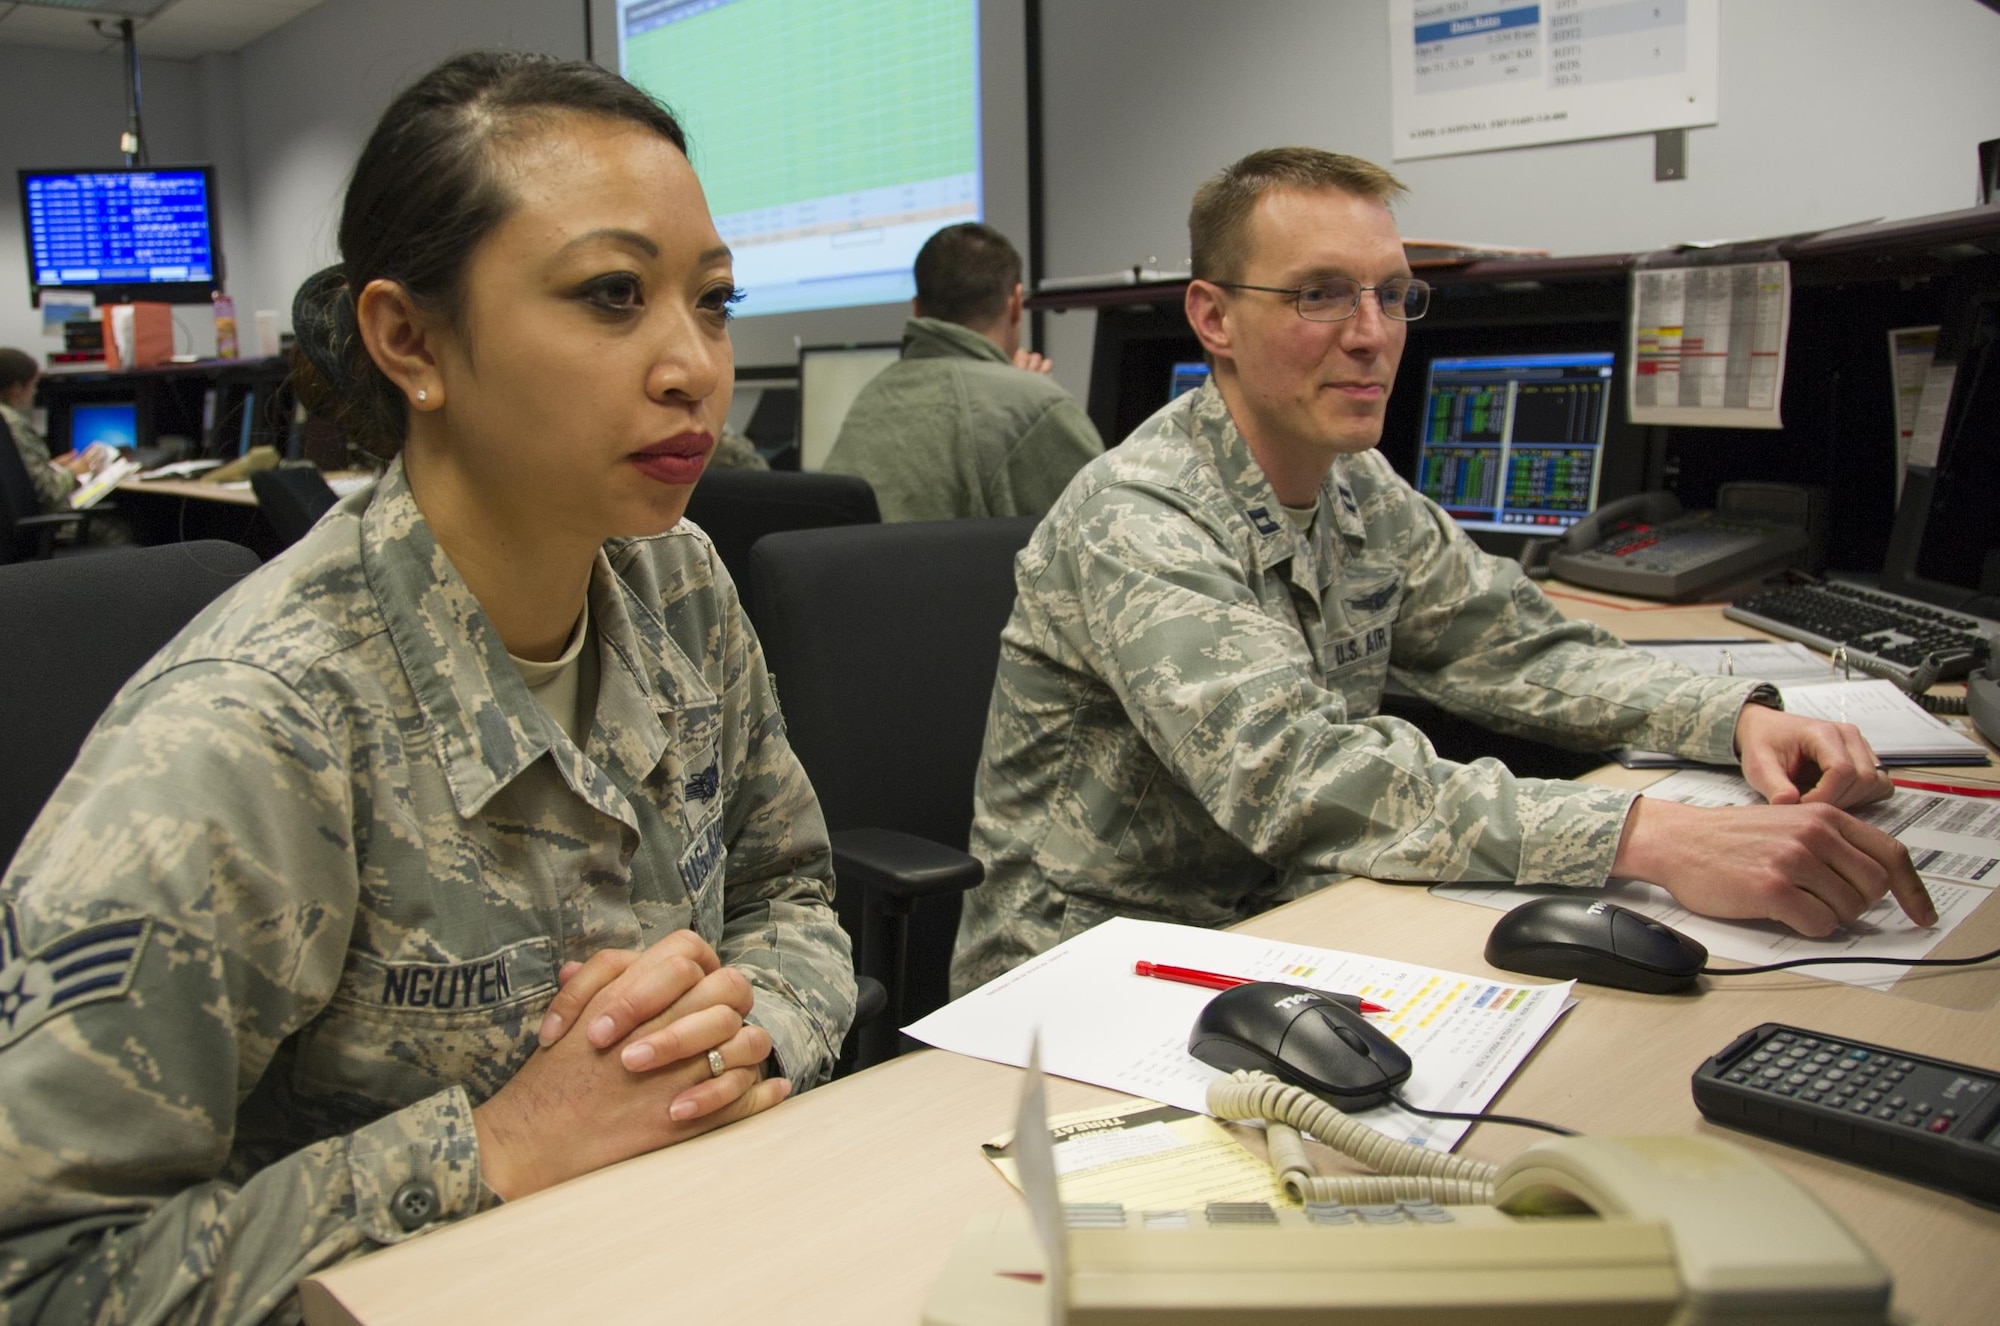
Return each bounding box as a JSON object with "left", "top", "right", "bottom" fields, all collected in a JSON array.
[{"left": 303, "top": 591, "right": 2000, "bottom": 1326}]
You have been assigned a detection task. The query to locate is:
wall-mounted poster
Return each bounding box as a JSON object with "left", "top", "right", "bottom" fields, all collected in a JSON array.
[{"left": 1390, "top": 0, "right": 1719, "bottom": 161}]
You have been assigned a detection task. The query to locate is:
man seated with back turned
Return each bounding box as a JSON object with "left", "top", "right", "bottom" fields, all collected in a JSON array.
[
  {"left": 824, "top": 222, "right": 1101, "bottom": 521},
  {"left": 950, "top": 147, "right": 1933, "bottom": 994}
]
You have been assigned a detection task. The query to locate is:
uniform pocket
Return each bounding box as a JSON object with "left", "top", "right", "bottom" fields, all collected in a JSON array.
[{"left": 292, "top": 936, "right": 557, "bottom": 1109}]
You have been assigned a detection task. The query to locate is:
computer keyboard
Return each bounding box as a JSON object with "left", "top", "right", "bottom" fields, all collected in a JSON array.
[{"left": 1724, "top": 581, "right": 1995, "bottom": 686}]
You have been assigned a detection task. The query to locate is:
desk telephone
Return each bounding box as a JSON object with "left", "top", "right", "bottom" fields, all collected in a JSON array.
[
  {"left": 1544, "top": 484, "right": 1815, "bottom": 603},
  {"left": 925, "top": 1069, "right": 1892, "bottom": 1325}
]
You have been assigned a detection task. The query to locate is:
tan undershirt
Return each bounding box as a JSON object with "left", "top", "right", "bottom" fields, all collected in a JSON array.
[
  {"left": 1283, "top": 502, "right": 1317, "bottom": 531},
  {"left": 509, "top": 603, "right": 599, "bottom": 748}
]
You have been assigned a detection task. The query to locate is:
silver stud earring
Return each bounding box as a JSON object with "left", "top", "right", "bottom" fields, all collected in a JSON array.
[{"left": 416, "top": 389, "right": 428, "bottom": 403}]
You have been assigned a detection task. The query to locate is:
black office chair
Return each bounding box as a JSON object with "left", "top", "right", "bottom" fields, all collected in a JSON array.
[
  {"left": 683, "top": 468, "right": 878, "bottom": 621},
  {"left": 0, "top": 413, "right": 113, "bottom": 564},
  {"left": 251, "top": 465, "right": 340, "bottom": 549},
  {"left": 747, "top": 517, "right": 1038, "bottom": 1070},
  {"left": 0, "top": 539, "right": 262, "bottom": 869}
]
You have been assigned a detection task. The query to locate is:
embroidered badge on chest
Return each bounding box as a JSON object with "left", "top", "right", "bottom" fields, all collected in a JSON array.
[
  {"left": 0, "top": 903, "right": 151, "bottom": 1049},
  {"left": 1346, "top": 581, "right": 1400, "bottom": 614},
  {"left": 685, "top": 759, "right": 720, "bottom": 803}
]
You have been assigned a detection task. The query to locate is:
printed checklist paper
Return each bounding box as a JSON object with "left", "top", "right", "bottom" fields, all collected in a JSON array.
[
  {"left": 904, "top": 916, "right": 1574, "bottom": 1152},
  {"left": 1436, "top": 769, "right": 2000, "bottom": 991}
]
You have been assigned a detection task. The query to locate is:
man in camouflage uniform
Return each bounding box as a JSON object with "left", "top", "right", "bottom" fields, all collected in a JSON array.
[
  {"left": 0, "top": 458, "right": 855, "bottom": 1320},
  {"left": 824, "top": 222, "right": 1101, "bottom": 521},
  {"left": 952, "top": 148, "right": 1929, "bottom": 994}
]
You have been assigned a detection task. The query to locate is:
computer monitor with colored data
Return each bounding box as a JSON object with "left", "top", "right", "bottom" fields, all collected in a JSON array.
[{"left": 1414, "top": 351, "right": 1615, "bottom": 535}]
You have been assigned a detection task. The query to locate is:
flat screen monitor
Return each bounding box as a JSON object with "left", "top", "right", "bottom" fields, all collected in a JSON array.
[
  {"left": 615, "top": 0, "right": 981, "bottom": 321},
  {"left": 1883, "top": 288, "right": 2000, "bottom": 617},
  {"left": 67, "top": 401, "right": 139, "bottom": 454},
  {"left": 1168, "top": 361, "right": 1210, "bottom": 401},
  {"left": 1414, "top": 351, "right": 1616, "bottom": 535},
  {"left": 797, "top": 342, "right": 902, "bottom": 470},
  {"left": 19, "top": 166, "right": 220, "bottom": 307}
]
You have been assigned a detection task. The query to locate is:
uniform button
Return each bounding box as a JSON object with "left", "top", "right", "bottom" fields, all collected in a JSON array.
[{"left": 391, "top": 1179, "right": 440, "bottom": 1231}]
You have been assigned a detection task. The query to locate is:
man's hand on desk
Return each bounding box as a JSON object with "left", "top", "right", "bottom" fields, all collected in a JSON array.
[
  {"left": 1734, "top": 704, "right": 1895, "bottom": 809},
  {"left": 471, "top": 930, "right": 790, "bottom": 1201},
  {"left": 1612, "top": 798, "right": 1936, "bottom": 939}
]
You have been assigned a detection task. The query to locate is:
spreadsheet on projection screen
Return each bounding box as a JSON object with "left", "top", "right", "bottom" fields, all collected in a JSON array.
[{"left": 618, "top": 0, "right": 982, "bottom": 318}]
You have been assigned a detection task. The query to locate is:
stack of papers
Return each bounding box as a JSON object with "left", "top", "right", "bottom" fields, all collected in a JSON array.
[{"left": 905, "top": 916, "right": 1573, "bottom": 1152}]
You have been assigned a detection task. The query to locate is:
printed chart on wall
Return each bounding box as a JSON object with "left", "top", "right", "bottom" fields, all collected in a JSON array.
[
  {"left": 1390, "top": 0, "right": 1718, "bottom": 161},
  {"left": 1628, "top": 260, "right": 1789, "bottom": 427},
  {"left": 617, "top": 0, "right": 981, "bottom": 317}
]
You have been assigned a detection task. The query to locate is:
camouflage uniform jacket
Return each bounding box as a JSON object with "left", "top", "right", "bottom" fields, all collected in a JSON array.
[
  {"left": 952, "top": 381, "right": 1764, "bottom": 993},
  {"left": 0, "top": 459, "right": 856, "bottom": 1323},
  {"left": 823, "top": 317, "right": 1102, "bottom": 521},
  {"left": 0, "top": 399, "right": 77, "bottom": 512}
]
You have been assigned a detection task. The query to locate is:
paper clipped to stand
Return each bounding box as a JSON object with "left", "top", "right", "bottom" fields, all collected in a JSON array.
[
  {"left": 1629, "top": 260, "right": 1790, "bottom": 428},
  {"left": 905, "top": 916, "right": 1573, "bottom": 1153}
]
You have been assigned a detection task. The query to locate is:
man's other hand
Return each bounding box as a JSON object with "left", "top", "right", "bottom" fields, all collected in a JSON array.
[
  {"left": 1735, "top": 703, "right": 1893, "bottom": 809},
  {"left": 1012, "top": 348, "right": 1053, "bottom": 375}
]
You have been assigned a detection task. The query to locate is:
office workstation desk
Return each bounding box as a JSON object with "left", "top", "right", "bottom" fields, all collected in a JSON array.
[{"left": 302, "top": 585, "right": 2000, "bottom": 1326}]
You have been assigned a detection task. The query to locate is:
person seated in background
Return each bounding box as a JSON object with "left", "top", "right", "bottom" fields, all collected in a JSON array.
[
  {"left": 951, "top": 146, "right": 1933, "bottom": 995},
  {"left": 709, "top": 423, "right": 769, "bottom": 470},
  {"left": 823, "top": 222, "right": 1101, "bottom": 520},
  {"left": 0, "top": 50, "right": 854, "bottom": 1322},
  {"left": 0, "top": 346, "right": 93, "bottom": 511}
]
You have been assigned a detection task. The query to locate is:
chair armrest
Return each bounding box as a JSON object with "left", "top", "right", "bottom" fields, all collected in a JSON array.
[
  {"left": 830, "top": 827, "right": 984, "bottom": 912},
  {"left": 853, "top": 976, "right": 888, "bottom": 1026},
  {"left": 15, "top": 512, "right": 87, "bottom": 531}
]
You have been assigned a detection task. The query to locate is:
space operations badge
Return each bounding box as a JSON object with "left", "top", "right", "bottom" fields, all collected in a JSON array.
[{"left": 0, "top": 902, "right": 150, "bottom": 1049}]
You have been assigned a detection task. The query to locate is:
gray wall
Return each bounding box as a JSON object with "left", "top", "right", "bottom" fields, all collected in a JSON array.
[
  {"left": 1037, "top": 0, "right": 2000, "bottom": 406},
  {"left": 230, "top": 0, "right": 584, "bottom": 330}
]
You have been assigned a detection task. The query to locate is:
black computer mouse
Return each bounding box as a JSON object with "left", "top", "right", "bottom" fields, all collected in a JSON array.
[
  {"left": 1484, "top": 895, "right": 1708, "bottom": 994},
  {"left": 1187, "top": 981, "right": 1413, "bottom": 1112}
]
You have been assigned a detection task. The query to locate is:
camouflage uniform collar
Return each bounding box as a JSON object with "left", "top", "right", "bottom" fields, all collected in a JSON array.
[
  {"left": 901, "top": 316, "right": 1011, "bottom": 365},
  {"left": 360, "top": 460, "right": 688, "bottom": 827},
  {"left": 362, "top": 458, "right": 550, "bottom": 817},
  {"left": 1183, "top": 380, "right": 1368, "bottom": 581}
]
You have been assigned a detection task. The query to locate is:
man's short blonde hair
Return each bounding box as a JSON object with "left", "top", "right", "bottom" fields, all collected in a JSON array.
[{"left": 1189, "top": 147, "right": 1406, "bottom": 284}]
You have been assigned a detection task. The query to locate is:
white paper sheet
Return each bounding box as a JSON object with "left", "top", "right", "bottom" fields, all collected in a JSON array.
[
  {"left": 1434, "top": 770, "right": 2000, "bottom": 990},
  {"left": 904, "top": 917, "right": 1574, "bottom": 1151},
  {"left": 1629, "top": 261, "right": 1790, "bottom": 428}
]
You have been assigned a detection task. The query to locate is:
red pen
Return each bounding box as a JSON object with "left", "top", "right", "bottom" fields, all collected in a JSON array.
[
  {"left": 1134, "top": 961, "right": 1390, "bottom": 1014},
  {"left": 1892, "top": 778, "right": 2000, "bottom": 800}
]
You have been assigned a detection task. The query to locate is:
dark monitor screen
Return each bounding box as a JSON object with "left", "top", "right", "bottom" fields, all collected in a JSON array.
[
  {"left": 68, "top": 401, "right": 138, "bottom": 454},
  {"left": 1414, "top": 351, "right": 1616, "bottom": 535},
  {"left": 1885, "top": 288, "right": 2000, "bottom": 616},
  {"left": 18, "top": 165, "right": 221, "bottom": 306}
]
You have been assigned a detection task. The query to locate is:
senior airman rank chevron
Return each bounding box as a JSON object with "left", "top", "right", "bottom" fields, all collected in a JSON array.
[{"left": 0, "top": 903, "right": 151, "bottom": 1049}]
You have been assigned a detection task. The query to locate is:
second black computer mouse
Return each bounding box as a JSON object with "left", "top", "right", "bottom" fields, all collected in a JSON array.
[
  {"left": 1484, "top": 895, "right": 1708, "bottom": 994},
  {"left": 1187, "top": 982, "right": 1413, "bottom": 1111}
]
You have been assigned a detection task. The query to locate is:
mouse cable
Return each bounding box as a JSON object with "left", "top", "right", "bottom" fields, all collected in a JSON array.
[
  {"left": 1386, "top": 1092, "right": 1578, "bottom": 1138},
  {"left": 1702, "top": 943, "right": 2000, "bottom": 977}
]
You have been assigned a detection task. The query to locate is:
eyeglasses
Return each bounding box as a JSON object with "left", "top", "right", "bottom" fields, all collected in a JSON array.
[{"left": 1211, "top": 276, "right": 1431, "bottom": 323}]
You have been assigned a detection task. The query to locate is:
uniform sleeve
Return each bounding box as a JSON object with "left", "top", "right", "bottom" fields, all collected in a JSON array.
[
  {"left": 1046, "top": 484, "right": 1688, "bottom": 889},
  {"left": 1383, "top": 479, "right": 1761, "bottom": 767},
  {"left": 709, "top": 576, "right": 856, "bottom": 1090},
  {"left": 0, "top": 662, "right": 490, "bottom": 1325},
  {"left": 8, "top": 413, "right": 78, "bottom": 510},
  {"left": 992, "top": 396, "right": 1104, "bottom": 517}
]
